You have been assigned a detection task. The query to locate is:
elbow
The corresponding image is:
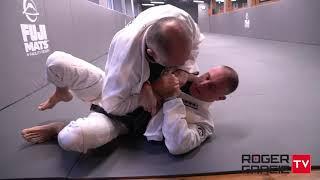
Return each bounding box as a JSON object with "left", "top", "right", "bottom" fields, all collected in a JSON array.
[
  {"left": 168, "top": 148, "right": 187, "bottom": 155},
  {"left": 164, "top": 133, "right": 200, "bottom": 155},
  {"left": 166, "top": 142, "right": 190, "bottom": 155},
  {"left": 167, "top": 146, "right": 190, "bottom": 155}
]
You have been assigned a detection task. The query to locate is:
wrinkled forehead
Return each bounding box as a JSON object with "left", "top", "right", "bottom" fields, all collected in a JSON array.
[
  {"left": 208, "top": 67, "right": 226, "bottom": 79},
  {"left": 208, "top": 69, "right": 230, "bottom": 92}
]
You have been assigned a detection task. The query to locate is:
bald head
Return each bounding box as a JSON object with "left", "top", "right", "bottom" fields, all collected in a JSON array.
[
  {"left": 146, "top": 17, "right": 192, "bottom": 66},
  {"left": 210, "top": 66, "right": 239, "bottom": 95},
  {"left": 189, "top": 65, "right": 238, "bottom": 102}
]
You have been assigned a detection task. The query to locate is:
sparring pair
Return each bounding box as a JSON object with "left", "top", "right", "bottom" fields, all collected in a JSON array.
[{"left": 21, "top": 5, "right": 239, "bottom": 155}]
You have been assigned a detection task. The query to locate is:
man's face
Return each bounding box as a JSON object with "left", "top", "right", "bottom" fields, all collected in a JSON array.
[
  {"left": 150, "top": 41, "right": 191, "bottom": 67},
  {"left": 165, "top": 46, "right": 191, "bottom": 67},
  {"left": 189, "top": 67, "right": 228, "bottom": 102}
]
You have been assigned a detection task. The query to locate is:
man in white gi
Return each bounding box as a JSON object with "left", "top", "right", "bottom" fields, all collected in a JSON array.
[
  {"left": 21, "top": 5, "right": 239, "bottom": 154},
  {"left": 21, "top": 51, "right": 239, "bottom": 155}
]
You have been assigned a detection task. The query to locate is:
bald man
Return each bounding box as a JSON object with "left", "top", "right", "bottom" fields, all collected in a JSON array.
[{"left": 102, "top": 5, "right": 204, "bottom": 117}]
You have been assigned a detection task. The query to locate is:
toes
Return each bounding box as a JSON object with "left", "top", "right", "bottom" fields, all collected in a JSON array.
[
  {"left": 21, "top": 126, "right": 41, "bottom": 134},
  {"left": 38, "top": 100, "right": 54, "bottom": 111},
  {"left": 38, "top": 107, "right": 45, "bottom": 111},
  {"left": 21, "top": 128, "right": 36, "bottom": 135},
  {"left": 21, "top": 129, "right": 28, "bottom": 135},
  {"left": 38, "top": 104, "right": 49, "bottom": 111},
  {"left": 23, "top": 130, "right": 42, "bottom": 138},
  {"left": 36, "top": 137, "right": 49, "bottom": 143},
  {"left": 38, "top": 105, "right": 46, "bottom": 111},
  {"left": 38, "top": 105, "right": 44, "bottom": 110},
  {"left": 24, "top": 133, "right": 41, "bottom": 140},
  {"left": 28, "top": 137, "right": 41, "bottom": 144},
  {"left": 24, "top": 133, "right": 49, "bottom": 143},
  {"left": 23, "top": 132, "right": 38, "bottom": 137},
  {"left": 30, "top": 136, "right": 51, "bottom": 144},
  {"left": 25, "top": 135, "right": 41, "bottom": 143}
]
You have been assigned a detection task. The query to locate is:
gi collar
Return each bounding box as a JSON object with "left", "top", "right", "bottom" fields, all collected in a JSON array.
[{"left": 180, "top": 92, "right": 212, "bottom": 110}]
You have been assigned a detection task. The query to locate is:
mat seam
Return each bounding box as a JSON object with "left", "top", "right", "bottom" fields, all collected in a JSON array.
[
  {"left": 207, "top": 33, "right": 320, "bottom": 47},
  {"left": 66, "top": 153, "right": 85, "bottom": 179},
  {"left": 0, "top": 51, "right": 108, "bottom": 113},
  {"left": 65, "top": 166, "right": 320, "bottom": 179}
]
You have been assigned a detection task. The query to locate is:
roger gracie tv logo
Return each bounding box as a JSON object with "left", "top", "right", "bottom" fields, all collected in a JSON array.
[
  {"left": 292, "top": 154, "right": 311, "bottom": 173},
  {"left": 241, "top": 154, "right": 311, "bottom": 173}
]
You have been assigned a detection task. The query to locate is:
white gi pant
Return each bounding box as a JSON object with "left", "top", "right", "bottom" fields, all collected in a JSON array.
[{"left": 46, "top": 51, "right": 127, "bottom": 153}]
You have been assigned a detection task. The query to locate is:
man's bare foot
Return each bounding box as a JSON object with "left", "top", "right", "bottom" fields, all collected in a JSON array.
[
  {"left": 38, "top": 87, "right": 73, "bottom": 111},
  {"left": 21, "top": 122, "right": 66, "bottom": 144}
]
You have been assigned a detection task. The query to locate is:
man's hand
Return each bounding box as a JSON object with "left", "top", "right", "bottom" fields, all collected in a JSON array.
[
  {"left": 151, "top": 71, "right": 181, "bottom": 99},
  {"left": 139, "top": 82, "right": 158, "bottom": 115}
]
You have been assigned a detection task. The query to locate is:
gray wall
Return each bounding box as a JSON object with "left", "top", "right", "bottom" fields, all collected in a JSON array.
[
  {"left": 113, "top": 0, "right": 123, "bottom": 12},
  {"left": 125, "top": 0, "right": 133, "bottom": 17},
  {"left": 88, "top": 0, "right": 99, "bottom": 4},
  {"left": 198, "top": 3, "right": 210, "bottom": 33},
  {"left": 0, "top": 0, "right": 131, "bottom": 111},
  {"left": 125, "top": 0, "right": 139, "bottom": 17},
  {"left": 134, "top": 0, "right": 140, "bottom": 17},
  {"left": 141, "top": 2, "right": 198, "bottom": 23},
  {"left": 210, "top": 0, "right": 320, "bottom": 45},
  {"left": 169, "top": 1, "right": 198, "bottom": 23}
]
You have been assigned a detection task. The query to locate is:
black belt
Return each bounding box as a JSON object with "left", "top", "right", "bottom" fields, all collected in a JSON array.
[{"left": 90, "top": 104, "right": 151, "bottom": 135}]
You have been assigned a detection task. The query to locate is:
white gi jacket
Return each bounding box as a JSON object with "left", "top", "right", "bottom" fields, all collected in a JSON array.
[
  {"left": 102, "top": 5, "right": 205, "bottom": 115},
  {"left": 144, "top": 92, "right": 215, "bottom": 155}
]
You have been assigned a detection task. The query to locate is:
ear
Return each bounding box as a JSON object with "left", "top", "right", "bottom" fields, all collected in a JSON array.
[
  {"left": 147, "top": 49, "right": 156, "bottom": 58},
  {"left": 217, "top": 96, "right": 226, "bottom": 101}
]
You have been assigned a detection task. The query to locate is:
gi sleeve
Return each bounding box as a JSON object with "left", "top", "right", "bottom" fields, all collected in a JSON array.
[
  {"left": 101, "top": 32, "right": 147, "bottom": 116},
  {"left": 162, "top": 98, "right": 214, "bottom": 155}
]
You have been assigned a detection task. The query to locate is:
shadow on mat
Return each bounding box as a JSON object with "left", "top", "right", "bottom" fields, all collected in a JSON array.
[
  {"left": 72, "top": 134, "right": 210, "bottom": 177},
  {"left": 69, "top": 136, "right": 155, "bottom": 177},
  {"left": 84, "top": 133, "right": 212, "bottom": 159},
  {"left": 18, "top": 139, "right": 81, "bottom": 174},
  {"left": 18, "top": 120, "right": 213, "bottom": 176}
]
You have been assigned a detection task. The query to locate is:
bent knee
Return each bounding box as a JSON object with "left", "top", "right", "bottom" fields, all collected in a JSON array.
[
  {"left": 57, "top": 123, "right": 86, "bottom": 153},
  {"left": 46, "top": 51, "right": 66, "bottom": 67},
  {"left": 45, "top": 51, "right": 70, "bottom": 86}
]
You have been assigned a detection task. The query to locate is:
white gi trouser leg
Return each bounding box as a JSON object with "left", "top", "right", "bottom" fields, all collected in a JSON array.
[
  {"left": 46, "top": 51, "right": 104, "bottom": 103},
  {"left": 46, "top": 51, "right": 127, "bottom": 153},
  {"left": 58, "top": 112, "right": 125, "bottom": 153}
]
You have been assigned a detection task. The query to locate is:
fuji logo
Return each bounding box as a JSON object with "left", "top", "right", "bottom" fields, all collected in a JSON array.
[{"left": 22, "top": 0, "right": 39, "bottom": 23}]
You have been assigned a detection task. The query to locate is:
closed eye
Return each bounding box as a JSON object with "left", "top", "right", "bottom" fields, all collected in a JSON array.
[{"left": 209, "top": 84, "right": 216, "bottom": 91}]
